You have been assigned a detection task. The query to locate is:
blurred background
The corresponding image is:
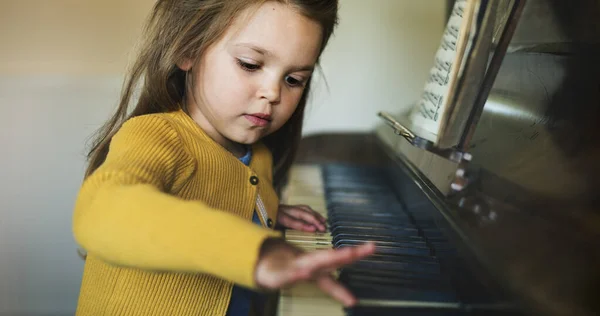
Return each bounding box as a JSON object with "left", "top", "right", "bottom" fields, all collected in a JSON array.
[{"left": 0, "top": 0, "right": 446, "bottom": 314}]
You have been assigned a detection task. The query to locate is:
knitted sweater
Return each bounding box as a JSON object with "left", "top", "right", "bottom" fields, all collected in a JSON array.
[{"left": 72, "top": 109, "right": 282, "bottom": 315}]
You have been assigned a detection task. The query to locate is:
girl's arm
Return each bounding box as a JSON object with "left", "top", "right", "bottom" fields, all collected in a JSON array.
[{"left": 72, "top": 115, "right": 280, "bottom": 289}]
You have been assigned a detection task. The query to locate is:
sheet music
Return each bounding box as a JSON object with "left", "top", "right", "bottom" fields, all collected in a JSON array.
[
  {"left": 408, "top": 0, "right": 477, "bottom": 143},
  {"left": 438, "top": 0, "right": 496, "bottom": 148}
]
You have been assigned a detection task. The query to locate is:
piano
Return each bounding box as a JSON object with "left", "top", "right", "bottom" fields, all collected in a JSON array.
[{"left": 275, "top": 0, "right": 600, "bottom": 316}]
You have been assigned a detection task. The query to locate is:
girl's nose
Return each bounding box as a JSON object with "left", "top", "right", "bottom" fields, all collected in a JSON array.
[{"left": 257, "top": 77, "right": 281, "bottom": 105}]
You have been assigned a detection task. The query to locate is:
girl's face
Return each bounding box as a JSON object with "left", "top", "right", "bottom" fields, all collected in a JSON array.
[{"left": 183, "top": 2, "right": 323, "bottom": 156}]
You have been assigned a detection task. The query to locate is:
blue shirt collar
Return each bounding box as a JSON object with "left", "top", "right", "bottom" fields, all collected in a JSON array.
[{"left": 238, "top": 146, "right": 252, "bottom": 166}]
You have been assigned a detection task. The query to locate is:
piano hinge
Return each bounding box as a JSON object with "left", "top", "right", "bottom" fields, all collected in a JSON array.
[
  {"left": 377, "top": 111, "right": 470, "bottom": 163},
  {"left": 377, "top": 111, "right": 475, "bottom": 194}
]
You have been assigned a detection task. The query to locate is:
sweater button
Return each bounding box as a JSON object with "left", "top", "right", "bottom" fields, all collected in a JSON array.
[
  {"left": 267, "top": 218, "right": 273, "bottom": 228},
  {"left": 249, "top": 176, "right": 259, "bottom": 185}
]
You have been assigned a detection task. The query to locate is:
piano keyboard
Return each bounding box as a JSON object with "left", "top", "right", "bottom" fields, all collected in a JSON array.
[{"left": 278, "top": 164, "right": 516, "bottom": 316}]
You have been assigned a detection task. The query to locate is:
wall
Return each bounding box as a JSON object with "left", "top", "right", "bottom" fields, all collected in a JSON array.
[
  {"left": 304, "top": 1, "right": 444, "bottom": 135},
  {"left": 0, "top": 0, "right": 445, "bottom": 314},
  {"left": 0, "top": 0, "right": 153, "bottom": 75}
]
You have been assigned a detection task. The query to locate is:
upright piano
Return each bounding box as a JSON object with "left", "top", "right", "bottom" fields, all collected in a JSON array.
[{"left": 275, "top": 0, "right": 600, "bottom": 315}]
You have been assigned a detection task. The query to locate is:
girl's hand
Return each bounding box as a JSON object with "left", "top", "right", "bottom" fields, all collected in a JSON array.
[
  {"left": 276, "top": 204, "right": 327, "bottom": 232},
  {"left": 255, "top": 238, "right": 376, "bottom": 307}
]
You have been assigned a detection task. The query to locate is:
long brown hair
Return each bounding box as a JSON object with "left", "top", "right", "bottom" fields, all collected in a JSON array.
[{"left": 85, "top": 0, "right": 338, "bottom": 189}]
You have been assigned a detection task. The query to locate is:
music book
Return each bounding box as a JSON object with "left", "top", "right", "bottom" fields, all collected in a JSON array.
[{"left": 399, "top": 0, "right": 497, "bottom": 149}]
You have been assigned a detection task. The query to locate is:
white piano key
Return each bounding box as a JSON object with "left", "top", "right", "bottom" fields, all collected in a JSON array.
[{"left": 278, "top": 165, "right": 343, "bottom": 316}]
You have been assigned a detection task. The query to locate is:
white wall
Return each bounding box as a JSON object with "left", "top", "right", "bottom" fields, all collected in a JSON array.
[
  {"left": 0, "top": 1, "right": 445, "bottom": 315},
  {"left": 304, "top": 0, "right": 445, "bottom": 135},
  {"left": 0, "top": 76, "right": 123, "bottom": 315}
]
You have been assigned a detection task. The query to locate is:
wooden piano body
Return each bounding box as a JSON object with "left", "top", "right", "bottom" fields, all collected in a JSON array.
[{"left": 276, "top": 0, "right": 600, "bottom": 315}]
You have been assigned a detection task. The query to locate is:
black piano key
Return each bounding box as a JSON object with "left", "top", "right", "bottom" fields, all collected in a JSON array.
[
  {"left": 347, "top": 257, "right": 441, "bottom": 275},
  {"left": 341, "top": 274, "right": 452, "bottom": 293},
  {"left": 328, "top": 209, "right": 406, "bottom": 217},
  {"left": 329, "top": 222, "right": 418, "bottom": 232},
  {"left": 331, "top": 227, "right": 421, "bottom": 238},
  {"left": 331, "top": 234, "right": 424, "bottom": 244},
  {"left": 333, "top": 237, "right": 427, "bottom": 249},
  {"left": 325, "top": 184, "right": 391, "bottom": 192},
  {"left": 322, "top": 164, "right": 385, "bottom": 175},
  {"left": 328, "top": 202, "right": 405, "bottom": 209},
  {"left": 346, "top": 306, "right": 521, "bottom": 316},
  {"left": 328, "top": 216, "right": 414, "bottom": 226},
  {"left": 328, "top": 206, "right": 407, "bottom": 213},
  {"left": 346, "top": 306, "right": 463, "bottom": 316},
  {"left": 365, "top": 253, "right": 440, "bottom": 264},
  {"left": 326, "top": 189, "right": 394, "bottom": 195},
  {"left": 337, "top": 242, "right": 431, "bottom": 257},
  {"left": 344, "top": 266, "right": 443, "bottom": 283},
  {"left": 326, "top": 193, "right": 395, "bottom": 200},
  {"left": 329, "top": 214, "right": 413, "bottom": 223},
  {"left": 346, "top": 281, "right": 459, "bottom": 302},
  {"left": 331, "top": 233, "right": 427, "bottom": 245},
  {"left": 332, "top": 233, "right": 425, "bottom": 244},
  {"left": 325, "top": 180, "right": 391, "bottom": 187},
  {"left": 328, "top": 215, "right": 411, "bottom": 224},
  {"left": 335, "top": 239, "right": 429, "bottom": 251},
  {"left": 328, "top": 205, "right": 404, "bottom": 212}
]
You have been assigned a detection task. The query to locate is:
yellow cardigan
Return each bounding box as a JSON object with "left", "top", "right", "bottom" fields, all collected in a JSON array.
[{"left": 73, "top": 109, "right": 282, "bottom": 315}]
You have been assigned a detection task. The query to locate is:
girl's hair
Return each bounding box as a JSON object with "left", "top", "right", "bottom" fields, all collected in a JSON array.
[{"left": 85, "top": 0, "right": 338, "bottom": 189}]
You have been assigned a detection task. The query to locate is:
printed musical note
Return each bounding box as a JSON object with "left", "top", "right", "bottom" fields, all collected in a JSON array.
[
  {"left": 419, "top": 103, "right": 433, "bottom": 120},
  {"left": 424, "top": 91, "right": 443, "bottom": 105},
  {"left": 445, "top": 25, "right": 460, "bottom": 39},
  {"left": 441, "top": 38, "right": 457, "bottom": 51},
  {"left": 452, "top": 2, "right": 465, "bottom": 18},
  {"left": 434, "top": 58, "right": 452, "bottom": 72},
  {"left": 428, "top": 71, "right": 449, "bottom": 86},
  {"left": 439, "top": 58, "right": 452, "bottom": 72}
]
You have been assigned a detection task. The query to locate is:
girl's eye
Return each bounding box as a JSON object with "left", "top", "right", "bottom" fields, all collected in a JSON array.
[
  {"left": 237, "top": 59, "right": 260, "bottom": 71},
  {"left": 285, "top": 76, "right": 304, "bottom": 87}
]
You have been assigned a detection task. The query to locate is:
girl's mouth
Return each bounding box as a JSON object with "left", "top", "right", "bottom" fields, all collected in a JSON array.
[{"left": 244, "top": 113, "right": 271, "bottom": 127}]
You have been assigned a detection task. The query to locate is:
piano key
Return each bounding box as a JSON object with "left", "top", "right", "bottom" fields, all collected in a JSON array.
[
  {"left": 342, "top": 268, "right": 443, "bottom": 285},
  {"left": 326, "top": 191, "right": 398, "bottom": 200},
  {"left": 327, "top": 207, "right": 408, "bottom": 215},
  {"left": 346, "top": 305, "right": 462, "bottom": 316},
  {"left": 345, "top": 281, "right": 459, "bottom": 302},
  {"left": 332, "top": 233, "right": 425, "bottom": 244},
  {"left": 331, "top": 226, "right": 421, "bottom": 238},
  {"left": 336, "top": 239, "right": 429, "bottom": 251},
  {"left": 361, "top": 253, "right": 440, "bottom": 264},
  {"left": 347, "top": 302, "right": 521, "bottom": 316},
  {"left": 329, "top": 221, "right": 417, "bottom": 231},
  {"left": 339, "top": 243, "right": 431, "bottom": 257},
  {"left": 341, "top": 273, "right": 453, "bottom": 294},
  {"left": 333, "top": 237, "right": 427, "bottom": 248},
  {"left": 346, "top": 258, "right": 442, "bottom": 275}
]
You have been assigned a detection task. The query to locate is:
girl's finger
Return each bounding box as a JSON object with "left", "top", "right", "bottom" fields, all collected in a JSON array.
[
  {"left": 296, "top": 242, "right": 376, "bottom": 274},
  {"left": 297, "top": 204, "right": 327, "bottom": 224},
  {"left": 316, "top": 274, "right": 357, "bottom": 307},
  {"left": 278, "top": 214, "right": 317, "bottom": 232},
  {"left": 283, "top": 206, "right": 326, "bottom": 231}
]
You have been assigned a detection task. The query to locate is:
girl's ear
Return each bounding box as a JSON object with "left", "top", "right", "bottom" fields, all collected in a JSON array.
[{"left": 177, "top": 58, "right": 194, "bottom": 71}]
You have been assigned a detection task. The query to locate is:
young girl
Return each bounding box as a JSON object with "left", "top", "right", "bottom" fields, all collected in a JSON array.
[{"left": 72, "top": 0, "right": 375, "bottom": 315}]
